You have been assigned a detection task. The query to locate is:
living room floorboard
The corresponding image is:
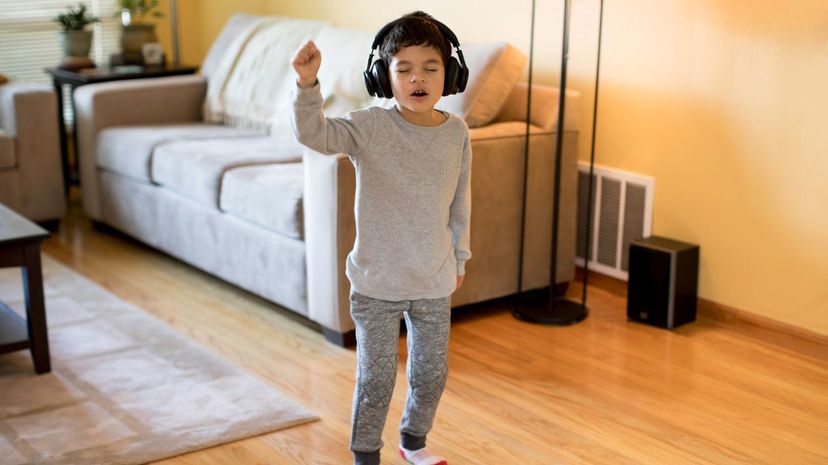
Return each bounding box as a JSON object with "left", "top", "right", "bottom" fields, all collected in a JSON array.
[{"left": 39, "top": 191, "right": 828, "bottom": 465}]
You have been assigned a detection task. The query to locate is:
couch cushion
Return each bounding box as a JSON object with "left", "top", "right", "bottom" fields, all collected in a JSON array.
[
  {"left": 220, "top": 163, "right": 304, "bottom": 239},
  {"left": 492, "top": 82, "right": 580, "bottom": 131},
  {"left": 436, "top": 42, "right": 527, "bottom": 128},
  {"left": 201, "top": 14, "right": 268, "bottom": 80},
  {"left": 0, "top": 130, "right": 14, "bottom": 169},
  {"left": 204, "top": 17, "right": 328, "bottom": 138},
  {"left": 97, "top": 124, "right": 262, "bottom": 183},
  {"left": 313, "top": 25, "right": 375, "bottom": 118},
  {"left": 151, "top": 137, "right": 302, "bottom": 208}
]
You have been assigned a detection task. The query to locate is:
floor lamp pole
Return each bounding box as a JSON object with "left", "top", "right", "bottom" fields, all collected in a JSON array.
[
  {"left": 582, "top": 0, "right": 604, "bottom": 306},
  {"left": 513, "top": 0, "right": 591, "bottom": 324},
  {"left": 168, "top": 0, "right": 180, "bottom": 66}
]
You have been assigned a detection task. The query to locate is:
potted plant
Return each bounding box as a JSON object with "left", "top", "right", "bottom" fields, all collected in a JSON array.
[
  {"left": 118, "top": 0, "right": 165, "bottom": 64},
  {"left": 53, "top": 3, "right": 100, "bottom": 59}
]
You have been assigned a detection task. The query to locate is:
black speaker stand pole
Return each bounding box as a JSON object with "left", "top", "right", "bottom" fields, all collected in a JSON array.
[{"left": 513, "top": 0, "right": 592, "bottom": 325}]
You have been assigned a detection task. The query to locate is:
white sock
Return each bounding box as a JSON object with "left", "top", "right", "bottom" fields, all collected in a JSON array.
[{"left": 399, "top": 445, "right": 448, "bottom": 465}]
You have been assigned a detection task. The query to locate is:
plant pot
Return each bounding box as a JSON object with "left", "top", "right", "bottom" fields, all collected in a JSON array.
[
  {"left": 58, "top": 30, "right": 93, "bottom": 58},
  {"left": 120, "top": 23, "right": 158, "bottom": 64}
]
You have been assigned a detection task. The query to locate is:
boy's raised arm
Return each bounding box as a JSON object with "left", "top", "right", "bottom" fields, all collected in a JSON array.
[{"left": 290, "top": 40, "right": 373, "bottom": 157}]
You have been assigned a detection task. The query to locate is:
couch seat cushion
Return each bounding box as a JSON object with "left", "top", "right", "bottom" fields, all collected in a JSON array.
[
  {"left": 151, "top": 137, "right": 302, "bottom": 208},
  {"left": 97, "top": 123, "right": 262, "bottom": 182},
  {"left": 0, "top": 130, "right": 14, "bottom": 169},
  {"left": 220, "top": 163, "right": 305, "bottom": 239}
]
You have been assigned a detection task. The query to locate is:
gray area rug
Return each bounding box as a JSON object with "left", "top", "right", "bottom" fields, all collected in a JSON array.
[{"left": 0, "top": 257, "right": 317, "bottom": 465}]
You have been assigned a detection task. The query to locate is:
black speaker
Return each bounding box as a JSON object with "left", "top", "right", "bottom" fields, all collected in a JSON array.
[{"left": 627, "top": 236, "right": 700, "bottom": 329}]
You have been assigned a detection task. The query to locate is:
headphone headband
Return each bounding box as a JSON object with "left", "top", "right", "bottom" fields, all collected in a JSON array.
[
  {"left": 363, "top": 12, "right": 468, "bottom": 98},
  {"left": 369, "top": 15, "right": 461, "bottom": 51}
]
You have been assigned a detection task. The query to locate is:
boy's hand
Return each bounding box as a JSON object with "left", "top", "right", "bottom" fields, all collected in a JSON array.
[
  {"left": 292, "top": 40, "right": 321, "bottom": 88},
  {"left": 456, "top": 275, "right": 465, "bottom": 289}
]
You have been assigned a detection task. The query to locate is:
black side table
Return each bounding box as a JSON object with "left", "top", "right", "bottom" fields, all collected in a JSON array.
[
  {"left": 0, "top": 203, "right": 51, "bottom": 374},
  {"left": 45, "top": 64, "right": 199, "bottom": 190}
]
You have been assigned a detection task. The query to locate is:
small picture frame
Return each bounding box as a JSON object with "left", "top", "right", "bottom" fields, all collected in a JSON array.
[{"left": 141, "top": 43, "right": 164, "bottom": 66}]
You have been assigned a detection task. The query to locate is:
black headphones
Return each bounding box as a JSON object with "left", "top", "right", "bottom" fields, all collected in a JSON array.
[{"left": 363, "top": 13, "right": 469, "bottom": 99}]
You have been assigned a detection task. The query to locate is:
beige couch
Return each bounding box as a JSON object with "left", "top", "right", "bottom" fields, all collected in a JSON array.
[
  {"left": 0, "top": 82, "right": 66, "bottom": 224},
  {"left": 73, "top": 14, "right": 580, "bottom": 345}
]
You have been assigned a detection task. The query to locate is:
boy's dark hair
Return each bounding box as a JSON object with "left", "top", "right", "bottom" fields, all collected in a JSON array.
[{"left": 379, "top": 11, "right": 452, "bottom": 67}]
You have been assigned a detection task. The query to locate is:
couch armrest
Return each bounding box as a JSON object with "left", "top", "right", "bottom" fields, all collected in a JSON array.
[
  {"left": 303, "top": 148, "right": 357, "bottom": 335},
  {"left": 74, "top": 74, "right": 207, "bottom": 219},
  {"left": 451, "top": 121, "right": 577, "bottom": 307},
  {"left": 0, "top": 83, "right": 65, "bottom": 221}
]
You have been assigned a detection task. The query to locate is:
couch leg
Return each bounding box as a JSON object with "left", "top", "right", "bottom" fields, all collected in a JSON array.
[
  {"left": 36, "top": 220, "right": 60, "bottom": 232},
  {"left": 323, "top": 327, "right": 356, "bottom": 347},
  {"left": 91, "top": 220, "right": 114, "bottom": 233}
]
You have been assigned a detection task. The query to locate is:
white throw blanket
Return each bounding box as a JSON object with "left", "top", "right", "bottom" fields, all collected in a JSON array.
[
  {"left": 203, "top": 17, "right": 380, "bottom": 140},
  {"left": 203, "top": 15, "right": 535, "bottom": 139},
  {"left": 203, "top": 17, "right": 327, "bottom": 137}
]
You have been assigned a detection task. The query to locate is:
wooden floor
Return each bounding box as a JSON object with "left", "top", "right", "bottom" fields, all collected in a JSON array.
[{"left": 37, "top": 195, "right": 828, "bottom": 465}]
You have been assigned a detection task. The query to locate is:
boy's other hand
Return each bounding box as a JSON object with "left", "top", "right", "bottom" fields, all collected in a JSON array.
[
  {"left": 456, "top": 275, "right": 465, "bottom": 290},
  {"left": 292, "top": 40, "right": 321, "bottom": 88}
]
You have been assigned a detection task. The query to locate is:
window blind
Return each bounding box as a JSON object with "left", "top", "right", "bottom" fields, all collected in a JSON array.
[{"left": 0, "top": 0, "right": 122, "bottom": 126}]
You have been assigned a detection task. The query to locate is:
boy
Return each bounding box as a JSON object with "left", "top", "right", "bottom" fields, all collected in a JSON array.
[{"left": 291, "top": 11, "right": 471, "bottom": 465}]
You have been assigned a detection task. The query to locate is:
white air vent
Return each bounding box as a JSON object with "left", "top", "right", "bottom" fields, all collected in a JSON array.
[{"left": 576, "top": 162, "right": 654, "bottom": 280}]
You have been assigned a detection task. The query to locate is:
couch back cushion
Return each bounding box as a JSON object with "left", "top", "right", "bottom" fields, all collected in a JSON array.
[
  {"left": 313, "top": 25, "right": 376, "bottom": 118},
  {"left": 201, "top": 14, "right": 266, "bottom": 80},
  {"left": 436, "top": 42, "right": 527, "bottom": 128},
  {"left": 311, "top": 28, "right": 530, "bottom": 127},
  {"left": 493, "top": 82, "right": 581, "bottom": 132}
]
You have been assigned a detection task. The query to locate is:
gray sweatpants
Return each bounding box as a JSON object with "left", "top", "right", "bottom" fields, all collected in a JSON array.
[{"left": 349, "top": 290, "right": 451, "bottom": 455}]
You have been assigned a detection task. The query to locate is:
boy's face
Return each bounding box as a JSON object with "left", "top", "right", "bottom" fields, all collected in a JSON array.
[{"left": 388, "top": 44, "right": 445, "bottom": 116}]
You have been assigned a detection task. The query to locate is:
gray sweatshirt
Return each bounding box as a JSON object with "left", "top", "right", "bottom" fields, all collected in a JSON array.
[{"left": 291, "top": 83, "right": 472, "bottom": 301}]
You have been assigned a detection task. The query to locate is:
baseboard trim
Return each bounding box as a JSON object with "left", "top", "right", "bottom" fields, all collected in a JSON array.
[
  {"left": 697, "top": 298, "right": 828, "bottom": 347},
  {"left": 578, "top": 267, "right": 828, "bottom": 356}
]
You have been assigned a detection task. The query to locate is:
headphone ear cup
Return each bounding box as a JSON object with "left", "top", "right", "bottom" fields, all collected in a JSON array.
[
  {"left": 457, "top": 64, "right": 469, "bottom": 93},
  {"left": 442, "top": 57, "right": 460, "bottom": 96},
  {"left": 370, "top": 59, "right": 393, "bottom": 99},
  {"left": 363, "top": 70, "right": 377, "bottom": 97}
]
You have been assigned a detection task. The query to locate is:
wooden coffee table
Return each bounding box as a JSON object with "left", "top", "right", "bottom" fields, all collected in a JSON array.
[{"left": 0, "top": 203, "right": 51, "bottom": 374}]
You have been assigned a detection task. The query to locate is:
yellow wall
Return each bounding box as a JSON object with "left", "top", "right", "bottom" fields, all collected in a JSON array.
[
  {"left": 591, "top": 0, "right": 828, "bottom": 335},
  {"left": 174, "top": 0, "right": 828, "bottom": 335},
  {"left": 176, "top": 0, "right": 273, "bottom": 65}
]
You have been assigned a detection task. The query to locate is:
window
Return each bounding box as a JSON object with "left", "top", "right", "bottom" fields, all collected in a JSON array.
[{"left": 0, "top": 0, "right": 122, "bottom": 125}]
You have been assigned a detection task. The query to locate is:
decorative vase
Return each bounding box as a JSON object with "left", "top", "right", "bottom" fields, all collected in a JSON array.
[
  {"left": 120, "top": 23, "right": 157, "bottom": 64},
  {"left": 58, "top": 30, "right": 93, "bottom": 58}
]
